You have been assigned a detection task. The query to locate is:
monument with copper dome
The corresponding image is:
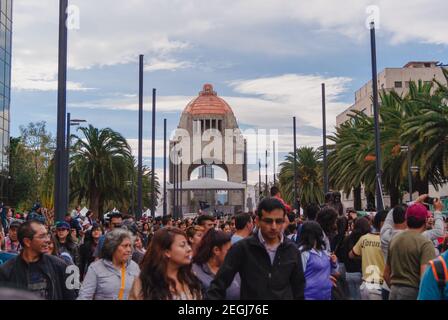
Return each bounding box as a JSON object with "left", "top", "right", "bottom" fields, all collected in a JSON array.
[{"left": 168, "top": 84, "right": 247, "bottom": 217}]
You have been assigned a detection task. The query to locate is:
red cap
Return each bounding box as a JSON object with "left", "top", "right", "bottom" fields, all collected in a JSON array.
[{"left": 405, "top": 203, "right": 429, "bottom": 222}]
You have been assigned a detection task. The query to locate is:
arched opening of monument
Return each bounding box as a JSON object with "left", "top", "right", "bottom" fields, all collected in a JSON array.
[
  {"left": 188, "top": 165, "right": 229, "bottom": 212},
  {"left": 189, "top": 165, "right": 228, "bottom": 181}
]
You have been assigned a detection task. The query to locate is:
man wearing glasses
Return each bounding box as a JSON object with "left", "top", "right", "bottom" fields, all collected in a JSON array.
[
  {"left": 207, "top": 197, "right": 305, "bottom": 299},
  {"left": 0, "top": 220, "right": 76, "bottom": 300},
  {"left": 93, "top": 212, "right": 123, "bottom": 260}
]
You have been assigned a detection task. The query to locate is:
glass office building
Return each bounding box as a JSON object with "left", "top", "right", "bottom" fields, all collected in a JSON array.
[{"left": 0, "top": 0, "right": 12, "bottom": 202}]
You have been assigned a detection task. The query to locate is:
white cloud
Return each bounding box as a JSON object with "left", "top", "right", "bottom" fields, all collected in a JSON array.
[
  {"left": 12, "top": 60, "right": 95, "bottom": 91},
  {"left": 12, "top": 1, "right": 448, "bottom": 91},
  {"left": 227, "top": 73, "right": 352, "bottom": 130},
  {"left": 69, "top": 95, "right": 191, "bottom": 112},
  {"left": 70, "top": 73, "right": 352, "bottom": 130},
  {"left": 127, "top": 138, "right": 166, "bottom": 159},
  {"left": 144, "top": 59, "right": 193, "bottom": 72},
  {"left": 70, "top": 72, "right": 351, "bottom": 155}
]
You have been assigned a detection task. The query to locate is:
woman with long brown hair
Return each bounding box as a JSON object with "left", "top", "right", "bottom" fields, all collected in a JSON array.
[{"left": 129, "top": 227, "right": 202, "bottom": 300}]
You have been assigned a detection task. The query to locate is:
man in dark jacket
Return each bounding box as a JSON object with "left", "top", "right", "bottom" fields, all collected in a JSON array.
[
  {"left": 207, "top": 197, "right": 305, "bottom": 300},
  {"left": 0, "top": 220, "right": 77, "bottom": 300}
]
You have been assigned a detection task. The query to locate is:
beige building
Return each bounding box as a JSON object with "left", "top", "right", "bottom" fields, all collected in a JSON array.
[{"left": 336, "top": 61, "right": 447, "bottom": 126}]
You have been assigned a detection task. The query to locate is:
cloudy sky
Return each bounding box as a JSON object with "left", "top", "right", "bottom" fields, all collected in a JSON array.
[{"left": 10, "top": 0, "right": 448, "bottom": 183}]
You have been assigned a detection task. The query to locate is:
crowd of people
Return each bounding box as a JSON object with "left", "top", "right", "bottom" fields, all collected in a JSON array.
[{"left": 0, "top": 188, "right": 447, "bottom": 300}]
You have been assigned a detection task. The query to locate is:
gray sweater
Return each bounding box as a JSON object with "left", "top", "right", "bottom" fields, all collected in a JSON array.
[
  {"left": 380, "top": 207, "right": 445, "bottom": 259},
  {"left": 192, "top": 263, "right": 241, "bottom": 300},
  {"left": 77, "top": 259, "right": 140, "bottom": 300}
]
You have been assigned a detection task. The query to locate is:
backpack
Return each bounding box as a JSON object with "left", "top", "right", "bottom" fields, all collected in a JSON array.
[{"left": 428, "top": 256, "right": 448, "bottom": 299}]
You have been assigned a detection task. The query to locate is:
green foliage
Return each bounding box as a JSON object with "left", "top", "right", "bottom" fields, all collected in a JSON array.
[
  {"left": 8, "top": 122, "right": 55, "bottom": 210},
  {"left": 278, "top": 146, "right": 324, "bottom": 207},
  {"left": 328, "top": 73, "right": 448, "bottom": 207},
  {"left": 70, "top": 125, "right": 159, "bottom": 218}
]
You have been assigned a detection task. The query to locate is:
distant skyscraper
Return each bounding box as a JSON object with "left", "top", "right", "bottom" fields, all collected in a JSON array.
[{"left": 0, "top": 0, "right": 12, "bottom": 203}]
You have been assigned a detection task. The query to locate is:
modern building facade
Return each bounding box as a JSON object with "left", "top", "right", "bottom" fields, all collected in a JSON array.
[
  {"left": 0, "top": 0, "right": 12, "bottom": 203},
  {"left": 336, "top": 61, "right": 447, "bottom": 126}
]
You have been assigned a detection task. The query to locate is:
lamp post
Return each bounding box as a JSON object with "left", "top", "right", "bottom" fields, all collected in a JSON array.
[
  {"left": 370, "top": 21, "right": 384, "bottom": 211},
  {"left": 150, "top": 88, "right": 156, "bottom": 218},
  {"left": 293, "top": 116, "right": 298, "bottom": 210},
  {"left": 54, "top": 0, "right": 69, "bottom": 222},
  {"left": 66, "top": 113, "right": 86, "bottom": 209},
  {"left": 258, "top": 159, "right": 262, "bottom": 204},
  {"left": 400, "top": 145, "right": 413, "bottom": 202},
  {"left": 163, "top": 119, "right": 167, "bottom": 216},
  {"left": 322, "top": 83, "right": 329, "bottom": 194},
  {"left": 265, "top": 149, "right": 268, "bottom": 197},
  {"left": 137, "top": 54, "right": 144, "bottom": 220},
  {"left": 273, "top": 141, "right": 276, "bottom": 185}
]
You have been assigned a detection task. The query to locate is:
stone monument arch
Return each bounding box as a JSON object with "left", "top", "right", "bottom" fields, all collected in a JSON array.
[{"left": 168, "top": 84, "right": 247, "bottom": 217}]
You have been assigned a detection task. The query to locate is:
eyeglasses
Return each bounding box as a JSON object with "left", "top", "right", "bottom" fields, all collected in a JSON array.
[
  {"left": 260, "top": 218, "right": 285, "bottom": 225},
  {"left": 34, "top": 233, "right": 50, "bottom": 240}
]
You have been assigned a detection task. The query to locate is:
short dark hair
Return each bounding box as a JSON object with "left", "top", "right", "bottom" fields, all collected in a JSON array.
[
  {"left": 109, "top": 212, "right": 123, "bottom": 220},
  {"left": 298, "top": 221, "right": 326, "bottom": 251},
  {"left": 257, "top": 197, "right": 285, "bottom": 218},
  {"left": 304, "top": 203, "right": 320, "bottom": 221},
  {"left": 407, "top": 216, "right": 426, "bottom": 229},
  {"left": 234, "top": 212, "right": 252, "bottom": 230},
  {"left": 197, "top": 215, "right": 215, "bottom": 226},
  {"left": 162, "top": 215, "right": 172, "bottom": 225},
  {"left": 373, "top": 210, "right": 388, "bottom": 231},
  {"left": 270, "top": 186, "right": 280, "bottom": 197},
  {"left": 392, "top": 206, "right": 406, "bottom": 224},
  {"left": 18, "top": 220, "right": 44, "bottom": 247},
  {"left": 316, "top": 207, "right": 338, "bottom": 234}
]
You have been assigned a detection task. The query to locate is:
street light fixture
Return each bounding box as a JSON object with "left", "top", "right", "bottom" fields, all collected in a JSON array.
[
  {"left": 400, "top": 145, "right": 413, "bottom": 201},
  {"left": 66, "top": 113, "right": 87, "bottom": 210}
]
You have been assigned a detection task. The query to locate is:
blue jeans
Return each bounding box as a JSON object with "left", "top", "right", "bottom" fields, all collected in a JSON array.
[{"left": 346, "top": 272, "right": 362, "bottom": 300}]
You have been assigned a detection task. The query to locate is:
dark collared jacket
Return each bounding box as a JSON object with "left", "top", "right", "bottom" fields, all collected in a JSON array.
[
  {"left": 0, "top": 253, "right": 77, "bottom": 300},
  {"left": 207, "top": 234, "right": 305, "bottom": 300}
]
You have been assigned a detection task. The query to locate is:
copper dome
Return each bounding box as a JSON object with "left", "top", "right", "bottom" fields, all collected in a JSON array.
[{"left": 184, "top": 84, "right": 234, "bottom": 115}]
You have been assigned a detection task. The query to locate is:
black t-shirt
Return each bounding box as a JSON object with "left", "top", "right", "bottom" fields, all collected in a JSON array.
[
  {"left": 338, "top": 235, "right": 362, "bottom": 273},
  {"left": 27, "top": 262, "right": 49, "bottom": 299}
]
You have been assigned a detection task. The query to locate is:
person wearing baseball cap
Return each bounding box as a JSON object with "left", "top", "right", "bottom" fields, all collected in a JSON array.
[
  {"left": 383, "top": 202, "right": 438, "bottom": 300},
  {"left": 3, "top": 220, "right": 22, "bottom": 253},
  {"left": 54, "top": 221, "right": 80, "bottom": 267}
]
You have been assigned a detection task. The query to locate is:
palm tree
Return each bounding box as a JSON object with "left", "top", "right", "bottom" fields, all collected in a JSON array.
[
  {"left": 328, "top": 110, "right": 377, "bottom": 210},
  {"left": 327, "top": 78, "right": 448, "bottom": 209},
  {"left": 278, "top": 146, "right": 324, "bottom": 207},
  {"left": 70, "top": 125, "right": 134, "bottom": 219},
  {"left": 401, "top": 80, "right": 446, "bottom": 193},
  {"left": 118, "top": 165, "right": 160, "bottom": 215}
]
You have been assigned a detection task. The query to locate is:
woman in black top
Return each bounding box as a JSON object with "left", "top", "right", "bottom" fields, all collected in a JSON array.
[
  {"left": 338, "top": 217, "right": 370, "bottom": 300},
  {"left": 79, "top": 224, "right": 103, "bottom": 281}
]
